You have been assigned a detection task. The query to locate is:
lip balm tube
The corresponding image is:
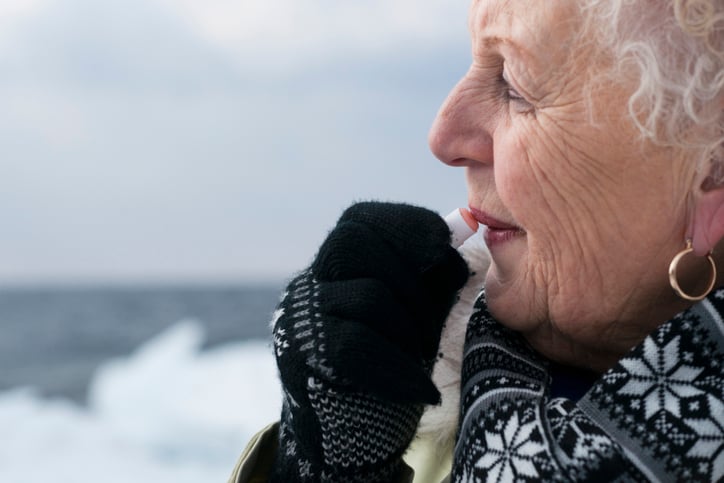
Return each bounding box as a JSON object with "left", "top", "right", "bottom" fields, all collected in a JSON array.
[{"left": 445, "top": 208, "right": 479, "bottom": 249}]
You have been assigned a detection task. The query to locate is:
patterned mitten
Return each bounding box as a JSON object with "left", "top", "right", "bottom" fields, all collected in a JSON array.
[{"left": 270, "top": 201, "right": 469, "bottom": 482}]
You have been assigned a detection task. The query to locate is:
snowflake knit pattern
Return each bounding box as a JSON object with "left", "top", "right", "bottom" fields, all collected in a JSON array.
[{"left": 453, "top": 289, "right": 724, "bottom": 482}]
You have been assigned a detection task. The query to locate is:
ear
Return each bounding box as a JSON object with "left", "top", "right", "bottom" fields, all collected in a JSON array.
[{"left": 690, "top": 178, "right": 724, "bottom": 255}]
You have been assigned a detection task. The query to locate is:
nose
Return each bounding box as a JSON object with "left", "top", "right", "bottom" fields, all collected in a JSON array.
[{"left": 428, "top": 73, "right": 495, "bottom": 167}]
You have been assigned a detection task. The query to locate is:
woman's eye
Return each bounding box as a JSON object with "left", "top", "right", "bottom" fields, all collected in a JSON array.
[
  {"left": 505, "top": 85, "right": 525, "bottom": 102},
  {"left": 500, "top": 71, "right": 533, "bottom": 112}
]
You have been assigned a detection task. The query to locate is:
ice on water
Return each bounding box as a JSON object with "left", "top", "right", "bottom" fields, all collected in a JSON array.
[{"left": 0, "top": 321, "right": 281, "bottom": 483}]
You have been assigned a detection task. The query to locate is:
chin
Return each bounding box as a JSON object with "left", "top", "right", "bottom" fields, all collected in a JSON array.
[{"left": 481, "top": 270, "right": 535, "bottom": 334}]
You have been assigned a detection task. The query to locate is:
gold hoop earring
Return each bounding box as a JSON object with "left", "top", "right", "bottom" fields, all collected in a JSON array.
[{"left": 668, "top": 240, "right": 717, "bottom": 301}]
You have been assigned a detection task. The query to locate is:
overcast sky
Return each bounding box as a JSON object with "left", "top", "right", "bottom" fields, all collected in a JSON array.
[{"left": 1, "top": 0, "right": 472, "bottom": 285}]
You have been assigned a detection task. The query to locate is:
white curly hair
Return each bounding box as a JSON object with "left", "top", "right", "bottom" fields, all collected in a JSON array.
[{"left": 581, "top": 0, "right": 723, "bottom": 177}]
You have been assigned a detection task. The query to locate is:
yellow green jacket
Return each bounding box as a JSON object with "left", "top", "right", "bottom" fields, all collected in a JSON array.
[{"left": 227, "top": 422, "right": 453, "bottom": 483}]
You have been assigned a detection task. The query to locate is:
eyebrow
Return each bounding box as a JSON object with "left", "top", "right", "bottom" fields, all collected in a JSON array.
[{"left": 479, "top": 35, "right": 532, "bottom": 62}]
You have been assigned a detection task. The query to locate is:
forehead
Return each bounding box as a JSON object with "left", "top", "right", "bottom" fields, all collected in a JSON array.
[{"left": 468, "top": 0, "right": 581, "bottom": 69}]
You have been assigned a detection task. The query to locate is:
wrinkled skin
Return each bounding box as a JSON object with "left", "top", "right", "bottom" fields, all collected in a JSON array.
[{"left": 429, "top": 0, "right": 716, "bottom": 372}]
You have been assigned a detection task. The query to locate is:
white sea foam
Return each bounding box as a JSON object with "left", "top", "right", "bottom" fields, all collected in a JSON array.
[{"left": 0, "top": 321, "right": 281, "bottom": 483}]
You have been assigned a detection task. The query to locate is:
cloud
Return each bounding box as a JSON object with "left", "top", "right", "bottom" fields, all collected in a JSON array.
[
  {"left": 0, "top": 0, "right": 472, "bottom": 283},
  {"left": 157, "top": 0, "right": 468, "bottom": 71},
  {"left": 0, "top": 0, "right": 47, "bottom": 26}
]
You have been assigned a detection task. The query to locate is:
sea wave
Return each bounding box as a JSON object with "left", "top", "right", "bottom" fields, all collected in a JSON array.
[{"left": 0, "top": 320, "right": 280, "bottom": 482}]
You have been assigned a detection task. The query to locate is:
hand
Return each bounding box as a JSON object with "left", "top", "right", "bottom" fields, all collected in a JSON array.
[{"left": 270, "top": 201, "right": 469, "bottom": 482}]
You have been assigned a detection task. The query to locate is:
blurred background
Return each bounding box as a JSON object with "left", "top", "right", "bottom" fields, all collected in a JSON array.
[{"left": 0, "top": 0, "right": 470, "bottom": 480}]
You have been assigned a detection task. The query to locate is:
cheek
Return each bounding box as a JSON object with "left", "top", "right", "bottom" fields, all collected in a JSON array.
[
  {"left": 494, "top": 124, "right": 579, "bottom": 243},
  {"left": 489, "top": 121, "right": 617, "bottom": 323}
]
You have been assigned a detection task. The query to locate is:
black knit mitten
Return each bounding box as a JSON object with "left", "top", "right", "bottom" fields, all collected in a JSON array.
[{"left": 270, "top": 202, "right": 469, "bottom": 482}]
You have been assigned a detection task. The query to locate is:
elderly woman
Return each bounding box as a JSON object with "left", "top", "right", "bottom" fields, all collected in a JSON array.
[{"left": 230, "top": 0, "right": 723, "bottom": 481}]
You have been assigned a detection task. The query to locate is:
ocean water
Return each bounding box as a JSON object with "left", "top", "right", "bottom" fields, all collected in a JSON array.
[{"left": 0, "top": 284, "right": 285, "bottom": 482}]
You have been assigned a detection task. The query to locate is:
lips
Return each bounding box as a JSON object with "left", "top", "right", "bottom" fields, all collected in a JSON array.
[
  {"left": 469, "top": 207, "right": 525, "bottom": 247},
  {"left": 468, "top": 208, "right": 521, "bottom": 231}
]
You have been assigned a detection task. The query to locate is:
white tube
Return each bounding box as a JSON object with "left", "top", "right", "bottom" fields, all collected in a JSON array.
[{"left": 445, "top": 208, "right": 478, "bottom": 249}]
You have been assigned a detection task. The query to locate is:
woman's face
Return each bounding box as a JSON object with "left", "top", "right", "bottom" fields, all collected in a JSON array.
[{"left": 429, "top": 0, "right": 698, "bottom": 370}]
